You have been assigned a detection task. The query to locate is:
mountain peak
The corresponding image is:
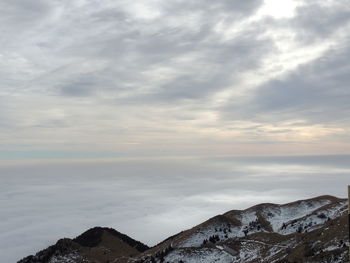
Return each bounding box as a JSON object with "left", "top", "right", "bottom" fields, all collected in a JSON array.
[{"left": 73, "top": 226, "right": 149, "bottom": 252}]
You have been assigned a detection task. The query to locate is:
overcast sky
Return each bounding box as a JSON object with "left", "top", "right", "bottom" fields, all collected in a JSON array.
[
  {"left": 1, "top": 0, "right": 350, "bottom": 262},
  {"left": 1, "top": 0, "right": 350, "bottom": 158}
]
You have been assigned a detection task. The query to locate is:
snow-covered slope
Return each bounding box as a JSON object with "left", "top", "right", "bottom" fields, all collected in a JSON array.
[
  {"left": 163, "top": 196, "right": 345, "bottom": 250},
  {"left": 137, "top": 195, "right": 349, "bottom": 263}
]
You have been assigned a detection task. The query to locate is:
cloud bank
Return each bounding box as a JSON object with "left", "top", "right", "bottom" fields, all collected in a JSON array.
[{"left": 1, "top": 156, "right": 349, "bottom": 262}]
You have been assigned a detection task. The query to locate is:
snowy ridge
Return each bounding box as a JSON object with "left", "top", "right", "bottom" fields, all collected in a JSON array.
[
  {"left": 261, "top": 198, "right": 331, "bottom": 232},
  {"left": 178, "top": 224, "right": 243, "bottom": 248},
  {"left": 176, "top": 197, "right": 337, "bottom": 249},
  {"left": 150, "top": 196, "right": 348, "bottom": 263},
  {"left": 177, "top": 210, "right": 267, "bottom": 248},
  {"left": 278, "top": 200, "right": 347, "bottom": 234}
]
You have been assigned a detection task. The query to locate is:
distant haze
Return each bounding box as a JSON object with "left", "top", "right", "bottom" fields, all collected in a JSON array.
[{"left": 1, "top": 0, "right": 350, "bottom": 262}]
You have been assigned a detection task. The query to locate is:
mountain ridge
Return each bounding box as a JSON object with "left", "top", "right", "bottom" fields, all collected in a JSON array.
[{"left": 18, "top": 195, "right": 349, "bottom": 263}]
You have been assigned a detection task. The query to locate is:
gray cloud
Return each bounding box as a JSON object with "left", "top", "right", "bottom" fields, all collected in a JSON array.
[
  {"left": 59, "top": 75, "right": 103, "bottom": 97},
  {"left": 228, "top": 45, "right": 350, "bottom": 124},
  {"left": 0, "top": 0, "right": 52, "bottom": 33},
  {"left": 218, "top": 0, "right": 350, "bottom": 127},
  {"left": 161, "top": 0, "right": 262, "bottom": 17},
  {"left": 15, "top": 0, "right": 268, "bottom": 104},
  {"left": 125, "top": 32, "right": 273, "bottom": 103},
  {"left": 292, "top": 0, "right": 350, "bottom": 43},
  {"left": 0, "top": 0, "right": 348, "bottom": 150}
]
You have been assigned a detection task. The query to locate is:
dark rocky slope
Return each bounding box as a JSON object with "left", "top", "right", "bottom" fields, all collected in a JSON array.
[{"left": 18, "top": 227, "right": 149, "bottom": 263}]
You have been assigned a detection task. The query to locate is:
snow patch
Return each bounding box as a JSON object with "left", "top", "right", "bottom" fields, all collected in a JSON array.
[
  {"left": 165, "top": 248, "right": 233, "bottom": 263},
  {"left": 48, "top": 252, "right": 81, "bottom": 263}
]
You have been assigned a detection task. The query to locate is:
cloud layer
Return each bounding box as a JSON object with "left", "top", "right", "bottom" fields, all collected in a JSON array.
[{"left": 1, "top": 156, "right": 349, "bottom": 262}]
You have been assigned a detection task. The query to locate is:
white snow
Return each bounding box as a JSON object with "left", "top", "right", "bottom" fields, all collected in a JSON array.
[
  {"left": 279, "top": 200, "right": 347, "bottom": 234},
  {"left": 48, "top": 252, "right": 81, "bottom": 263},
  {"left": 237, "top": 210, "right": 257, "bottom": 225},
  {"left": 179, "top": 224, "right": 243, "bottom": 247},
  {"left": 165, "top": 248, "right": 233, "bottom": 263}
]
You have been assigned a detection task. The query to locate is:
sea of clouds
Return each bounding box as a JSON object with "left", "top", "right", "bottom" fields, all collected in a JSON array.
[{"left": 1, "top": 155, "right": 349, "bottom": 262}]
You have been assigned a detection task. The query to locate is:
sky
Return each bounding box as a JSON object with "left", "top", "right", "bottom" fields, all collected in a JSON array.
[
  {"left": 1, "top": 0, "right": 350, "bottom": 262},
  {"left": 1, "top": 0, "right": 350, "bottom": 158}
]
